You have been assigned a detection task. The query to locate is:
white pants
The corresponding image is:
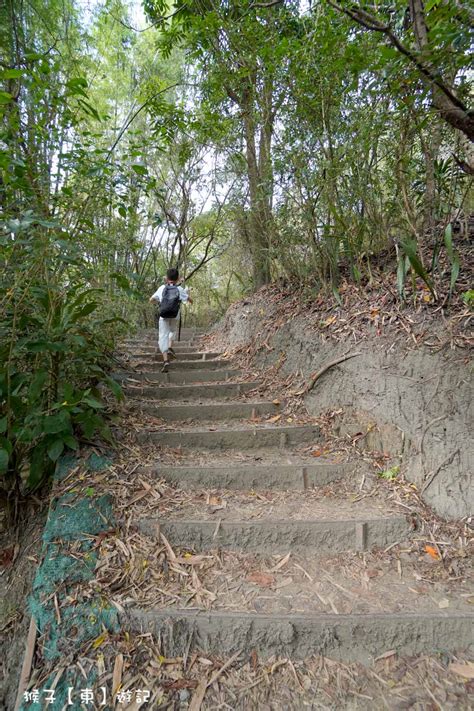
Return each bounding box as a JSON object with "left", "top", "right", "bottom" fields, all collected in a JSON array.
[{"left": 158, "top": 317, "right": 178, "bottom": 354}]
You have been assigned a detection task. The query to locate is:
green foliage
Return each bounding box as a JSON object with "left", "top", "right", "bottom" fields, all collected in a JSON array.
[
  {"left": 1, "top": 0, "right": 471, "bottom": 500},
  {"left": 377, "top": 466, "right": 400, "bottom": 481},
  {"left": 462, "top": 291, "right": 474, "bottom": 308},
  {"left": 0, "top": 0, "right": 134, "bottom": 497},
  {"left": 0, "top": 253, "right": 123, "bottom": 490},
  {"left": 143, "top": 0, "right": 470, "bottom": 295},
  {"left": 400, "top": 239, "right": 437, "bottom": 300}
]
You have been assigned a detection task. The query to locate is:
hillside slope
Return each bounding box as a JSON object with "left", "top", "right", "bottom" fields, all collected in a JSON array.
[{"left": 207, "top": 283, "right": 473, "bottom": 519}]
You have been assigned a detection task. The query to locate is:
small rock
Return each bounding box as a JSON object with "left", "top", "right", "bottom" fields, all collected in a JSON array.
[{"left": 179, "top": 689, "right": 190, "bottom": 702}]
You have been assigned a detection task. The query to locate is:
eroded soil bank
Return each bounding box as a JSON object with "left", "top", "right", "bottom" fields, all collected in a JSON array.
[{"left": 207, "top": 284, "right": 473, "bottom": 520}]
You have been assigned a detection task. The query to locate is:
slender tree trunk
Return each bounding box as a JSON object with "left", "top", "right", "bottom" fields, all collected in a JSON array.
[
  {"left": 241, "top": 78, "right": 274, "bottom": 288},
  {"left": 421, "top": 122, "right": 442, "bottom": 243}
]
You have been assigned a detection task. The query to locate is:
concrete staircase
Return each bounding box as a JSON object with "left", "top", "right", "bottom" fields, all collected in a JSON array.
[{"left": 114, "top": 328, "right": 473, "bottom": 663}]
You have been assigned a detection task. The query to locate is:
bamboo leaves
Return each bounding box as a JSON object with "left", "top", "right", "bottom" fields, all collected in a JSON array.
[
  {"left": 443, "top": 224, "right": 460, "bottom": 299},
  {"left": 399, "top": 239, "right": 437, "bottom": 301},
  {"left": 398, "top": 227, "right": 461, "bottom": 304}
]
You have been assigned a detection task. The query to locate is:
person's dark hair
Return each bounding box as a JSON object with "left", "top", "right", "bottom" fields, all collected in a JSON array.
[{"left": 166, "top": 267, "right": 179, "bottom": 282}]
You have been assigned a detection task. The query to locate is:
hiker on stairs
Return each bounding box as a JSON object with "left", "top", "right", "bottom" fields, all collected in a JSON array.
[{"left": 149, "top": 267, "right": 192, "bottom": 373}]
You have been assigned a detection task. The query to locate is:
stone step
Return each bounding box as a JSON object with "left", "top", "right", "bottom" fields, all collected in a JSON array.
[
  {"left": 122, "top": 332, "right": 199, "bottom": 348},
  {"left": 141, "top": 461, "right": 345, "bottom": 488},
  {"left": 122, "top": 608, "right": 474, "bottom": 662},
  {"left": 128, "top": 351, "right": 221, "bottom": 361},
  {"left": 175, "top": 346, "right": 202, "bottom": 354},
  {"left": 110, "top": 541, "right": 474, "bottom": 616},
  {"left": 125, "top": 331, "right": 199, "bottom": 348},
  {"left": 170, "top": 353, "right": 222, "bottom": 363},
  {"left": 138, "top": 401, "right": 279, "bottom": 421},
  {"left": 123, "top": 342, "right": 208, "bottom": 350},
  {"left": 133, "top": 359, "right": 231, "bottom": 371},
  {"left": 123, "top": 347, "right": 206, "bottom": 358},
  {"left": 132, "top": 330, "right": 202, "bottom": 339},
  {"left": 128, "top": 333, "right": 202, "bottom": 343},
  {"left": 138, "top": 513, "right": 408, "bottom": 554},
  {"left": 116, "top": 369, "right": 242, "bottom": 385},
  {"left": 136, "top": 424, "right": 321, "bottom": 449},
  {"left": 140, "top": 328, "right": 205, "bottom": 337},
  {"left": 109, "top": 328, "right": 474, "bottom": 676},
  {"left": 171, "top": 344, "right": 206, "bottom": 352},
  {"left": 123, "top": 381, "right": 260, "bottom": 400}
]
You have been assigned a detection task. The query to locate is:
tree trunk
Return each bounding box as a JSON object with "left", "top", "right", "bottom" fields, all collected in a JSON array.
[
  {"left": 421, "top": 122, "right": 442, "bottom": 243},
  {"left": 240, "top": 74, "right": 275, "bottom": 289}
]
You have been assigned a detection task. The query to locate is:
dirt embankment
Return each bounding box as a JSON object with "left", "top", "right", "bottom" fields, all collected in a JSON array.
[{"left": 209, "top": 284, "right": 473, "bottom": 520}]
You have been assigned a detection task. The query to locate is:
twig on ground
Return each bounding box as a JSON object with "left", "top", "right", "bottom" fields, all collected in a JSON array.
[
  {"left": 14, "top": 616, "right": 37, "bottom": 711},
  {"left": 300, "top": 352, "right": 362, "bottom": 394}
]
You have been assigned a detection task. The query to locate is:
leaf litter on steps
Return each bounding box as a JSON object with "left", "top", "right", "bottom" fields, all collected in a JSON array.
[
  {"left": 92, "top": 529, "right": 472, "bottom": 618},
  {"left": 21, "top": 433, "right": 472, "bottom": 708},
  {"left": 23, "top": 308, "right": 471, "bottom": 708},
  {"left": 27, "top": 624, "right": 474, "bottom": 710}
]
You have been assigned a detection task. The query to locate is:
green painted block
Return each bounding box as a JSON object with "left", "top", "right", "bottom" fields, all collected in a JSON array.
[{"left": 21, "top": 453, "right": 120, "bottom": 711}]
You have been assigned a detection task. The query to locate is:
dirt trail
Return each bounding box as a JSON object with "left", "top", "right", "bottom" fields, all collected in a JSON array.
[
  {"left": 105, "top": 327, "right": 473, "bottom": 707},
  {"left": 8, "top": 327, "right": 473, "bottom": 710}
]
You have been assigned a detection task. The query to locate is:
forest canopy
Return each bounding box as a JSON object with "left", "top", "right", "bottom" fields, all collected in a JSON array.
[{"left": 1, "top": 0, "right": 472, "bottom": 496}]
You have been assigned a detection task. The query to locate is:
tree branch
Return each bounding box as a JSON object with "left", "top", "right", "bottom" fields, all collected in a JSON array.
[
  {"left": 327, "top": 0, "right": 474, "bottom": 140},
  {"left": 107, "top": 6, "right": 185, "bottom": 33},
  {"left": 250, "top": 0, "right": 284, "bottom": 7}
]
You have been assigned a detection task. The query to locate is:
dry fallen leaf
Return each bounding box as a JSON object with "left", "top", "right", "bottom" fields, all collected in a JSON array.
[
  {"left": 112, "top": 653, "right": 124, "bottom": 696},
  {"left": 424, "top": 544, "right": 441, "bottom": 560},
  {"left": 0, "top": 544, "right": 19, "bottom": 568},
  {"left": 449, "top": 662, "right": 474, "bottom": 680},
  {"left": 188, "top": 676, "right": 208, "bottom": 711},
  {"left": 247, "top": 571, "right": 275, "bottom": 588},
  {"left": 127, "top": 489, "right": 149, "bottom": 506},
  {"left": 96, "top": 652, "right": 106, "bottom": 678},
  {"left": 198, "top": 657, "right": 214, "bottom": 666},
  {"left": 268, "top": 552, "right": 291, "bottom": 572},
  {"left": 92, "top": 632, "right": 108, "bottom": 649},
  {"left": 375, "top": 649, "right": 396, "bottom": 661},
  {"left": 162, "top": 679, "right": 199, "bottom": 690},
  {"left": 175, "top": 555, "right": 211, "bottom": 565}
]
